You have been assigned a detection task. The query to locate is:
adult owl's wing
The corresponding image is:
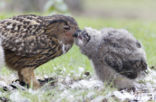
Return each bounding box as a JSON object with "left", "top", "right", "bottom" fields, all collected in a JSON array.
[
  {"left": 0, "top": 15, "right": 59, "bottom": 57},
  {"left": 104, "top": 53, "right": 147, "bottom": 79}
]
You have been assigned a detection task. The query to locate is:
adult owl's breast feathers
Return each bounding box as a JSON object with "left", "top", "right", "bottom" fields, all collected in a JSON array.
[{"left": 0, "top": 15, "right": 59, "bottom": 57}]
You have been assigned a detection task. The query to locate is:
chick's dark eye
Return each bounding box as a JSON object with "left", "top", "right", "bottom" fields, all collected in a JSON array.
[
  {"left": 64, "top": 25, "right": 70, "bottom": 30},
  {"left": 84, "top": 34, "right": 90, "bottom": 42}
]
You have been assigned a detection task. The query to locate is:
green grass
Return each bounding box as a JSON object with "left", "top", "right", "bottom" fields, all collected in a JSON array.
[
  {"left": 0, "top": 14, "right": 156, "bottom": 102},
  {"left": 36, "top": 17, "right": 156, "bottom": 76},
  {"left": 35, "top": 17, "right": 156, "bottom": 77}
]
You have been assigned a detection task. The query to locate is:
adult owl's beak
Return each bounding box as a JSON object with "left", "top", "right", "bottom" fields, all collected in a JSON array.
[{"left": 73, "top": 30, "right": 82, "bottom": 37}]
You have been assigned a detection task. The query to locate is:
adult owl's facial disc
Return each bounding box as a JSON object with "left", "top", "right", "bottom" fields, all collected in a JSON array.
[
  {"left": 55, "top": 20, "right": 79, "bottom": 45},
  {"left": 48, "top": 15, "right": 79, "bottom": 44},
  {"left": 51, "top": 18, "right": 79, "bottom": 54},
  {"left": 74, "top": 30, "right": 91, "bottom": 47},
  {"left": 63, "top": 23, "right": 79, "bottom": 44}
]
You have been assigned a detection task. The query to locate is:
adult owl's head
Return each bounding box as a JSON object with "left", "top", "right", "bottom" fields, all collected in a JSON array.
[{"left": 46, "top": 15, "right": 79, "bottom": 45}]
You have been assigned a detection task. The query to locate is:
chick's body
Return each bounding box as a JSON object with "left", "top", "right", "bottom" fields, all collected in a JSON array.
[
  {"left": 75, "top": 28, "right": 147, "bottom": 89},
  {"left": 0, "top": 14, "right": 79, "bottom": 89}
]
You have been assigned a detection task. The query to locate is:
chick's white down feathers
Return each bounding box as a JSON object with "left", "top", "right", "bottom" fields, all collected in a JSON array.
[{"left": 75, "top": 27, "right": 148, "bottom": 89}]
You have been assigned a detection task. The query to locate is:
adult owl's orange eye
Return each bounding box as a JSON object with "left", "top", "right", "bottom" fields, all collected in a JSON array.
[{"left": 64, "top": 25, "right": 70, "bottom": 30}]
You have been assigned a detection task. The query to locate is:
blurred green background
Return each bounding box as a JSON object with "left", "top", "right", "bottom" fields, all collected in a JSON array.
[{"left": 1, "top": 0, "right": 156, "bottom": 20}]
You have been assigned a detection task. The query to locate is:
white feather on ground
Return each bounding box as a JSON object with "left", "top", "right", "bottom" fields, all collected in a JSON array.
[
  {"left": 0, "top": 38, "right": 4, "bottom": 72},
  {"left": 0, "top": 66, "right": 155, "bottom": 102}
]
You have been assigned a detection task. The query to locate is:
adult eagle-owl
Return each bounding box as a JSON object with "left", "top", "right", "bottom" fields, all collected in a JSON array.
[
  {"left": 0, "top": 14, "right": 79, "bottom": 89},
  {"left": 74, "top": 27, "right": 148, "bottom": 89}
]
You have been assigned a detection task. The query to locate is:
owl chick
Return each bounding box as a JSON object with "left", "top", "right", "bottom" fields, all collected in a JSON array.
[
  {"left": 0, "top": 14, "right": 79, "bottom": 89},
  {"left": 74, "top": 27, "right": 148, "bottom": 89}
]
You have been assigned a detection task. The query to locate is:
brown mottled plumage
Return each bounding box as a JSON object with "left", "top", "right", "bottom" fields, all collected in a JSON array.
[{"left": 0, "top": 14, "right": 79, "bottom": 89}]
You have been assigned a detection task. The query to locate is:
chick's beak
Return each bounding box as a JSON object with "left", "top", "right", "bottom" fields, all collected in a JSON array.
[{"left": 73, "top": 30, "right": 82, "bottom": 37}]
